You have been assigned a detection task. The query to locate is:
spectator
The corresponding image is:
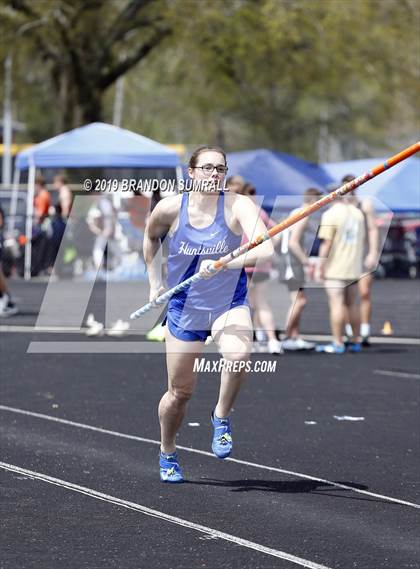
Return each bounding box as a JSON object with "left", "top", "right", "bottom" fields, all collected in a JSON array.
[
  {"left": 225, "top": 175, "right": 245, "bottom": 194},
  {"left": 245, "top": 183, "right": 283, "bottom": 354},
  {"left": 281, "top": 188, "right": 322, "bottom": 351},
  {"left": 34, "top": 176, "right": 51, "bottom": 222},
  {"left": 341, "top": 175, "right": 379, "bottom": 346},
  {"left": 315, "top": 193, "right": 365, "bottom": 354},
  {"left": 48, "top": 203, "right": 67, "bottom": 273},
  {"left": 53, "top": 175, "right": 73, "bottom": 218},
  {"left": 232, "top": 182, "right": 282, "bottom": 354},
  {"left": 87, "top": 194, "right": 122, "bottom": 271}
]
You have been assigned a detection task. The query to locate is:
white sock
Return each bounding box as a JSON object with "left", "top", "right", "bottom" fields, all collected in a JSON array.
[
  {"left": 255, "top": 329, "right": 267, "bottom": 342},
  {"left": 360, "top": 323, "right": 370, "bottom": 337},
  {"left": 345, "top": 323, "right": 353, "bottom": 337}
]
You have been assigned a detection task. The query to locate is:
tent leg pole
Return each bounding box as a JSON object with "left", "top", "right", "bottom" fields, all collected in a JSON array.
[
  {"left": 24, "top": 163, "right": 35, "bottom": 281},
  {"left": 8, "top": 167, "right": 20, "bottom": 234}
]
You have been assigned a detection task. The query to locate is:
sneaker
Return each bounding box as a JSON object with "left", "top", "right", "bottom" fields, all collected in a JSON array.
[
  {"left": 0, "top": 304, "right": 19, "bottom": 317},
  {"left": 211, "top": 412, "right": 232, "bottom": 459},
  {"left": 282, "top": 337, "right": 315, "bottom": 351},
  {"left": 268, "top": 338, "right": 283, "bottom": 354},
  {"left": 361, "top": 336, "right": 370, "bottom": 347},
  {"left": 346, "top": 342, "right": 361, "bottom": 353},
  {"left": 86, "top": 313, "right": 96, "bottom": 327},
  {"left": 0, "top": 295, "right": 18, "bottom": 317},
  {"left": 253, "top": 341, "right": 268, "bottom": 353},
  {"left": 0, "top": 303, "right": 19, "bottom": 317},
  {"left": 315, "top": 342, "right": 345, "bottom": 354},
  {"left": 159, "top": 451, "right": 184, "bottom": 483},
  {"left": 85, "top": 314, "right": 104, "bottom": 336},
  {"left": 107, "top": 319, "right": 130, "bottom": 337},
  {"left": 295, "top": 338, "right": 316, "bottom": 350},
  {"left": 343, "top": 335, "right": 351, "bottom": 346},
  {"left": 146, "top": 323, "right": 165, "bottom": 342}
]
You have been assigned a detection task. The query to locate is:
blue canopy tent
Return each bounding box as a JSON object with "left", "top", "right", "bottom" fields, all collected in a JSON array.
[
  {"left": 322, "top": 156, "right": 420, "bottom": 213},
  {"left": 16, "top": 122, "right": 179, "bottom": 169},
  {"left": 13, "top": 122, "right": 180, "bottom": 279},
  {"left": 226, "top": 149, "right": 334, "bottom": 212}
]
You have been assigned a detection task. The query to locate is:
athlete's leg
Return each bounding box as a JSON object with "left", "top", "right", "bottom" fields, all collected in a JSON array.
[
  {"left": 252, "top": 281, "right": 277, "bottom": 341},
  {"left": 0, "top": 267, "right": 17, "bottom": 315},
  {"left": 247, "top": 278, "right": 258, "bottom": 325},
  {"left": 345, "top": 283, "right": 360, "bottom": 342},
  {"left": 286, "top": 289, "right": 307, "bottom": 338},
  {"left": 92, "top": 236, "right": 105, "bottom": 270},
  {"left": 358, "top": 273, "right": 373, "bottom": 338},
  {"left": 325, "top": 285, "right": 345, "bottom": 345},
  {"left": 159, "top": 327, "right": 204, "bottom": 454},
  {"left": 0, "top": 268, "right": 9, "bottom": 295},
  {"left": 211, "top": 305, "right": 253, "bottom": 418},
  {"left": 247, "top": 280, "right": 266, "bottom": 344}
]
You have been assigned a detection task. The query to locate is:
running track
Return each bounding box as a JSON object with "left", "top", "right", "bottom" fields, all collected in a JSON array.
[{"left": 1, "top": 325, "right": 419, "bottom": 568}]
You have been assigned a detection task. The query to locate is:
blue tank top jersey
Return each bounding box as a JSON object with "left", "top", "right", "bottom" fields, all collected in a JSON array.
[{"left": 166, "top": 192, "right": 248, "bottom": 329}]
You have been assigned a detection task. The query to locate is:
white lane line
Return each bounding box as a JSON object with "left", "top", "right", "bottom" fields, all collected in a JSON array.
[
  {"left": 1, "top": 325, "right": 419, "bottom": 345},
  {"left": 1, "top": 404, "right": 419, "bottom": 510},
  {"left": 0, "top": 461, "right": 331, "bottom": 569},
  {"left": 374, "top": 370, "right": 420, "bottom": 380},
  {"left": 0, "top": 325, "right": 84, "bottom": 333}
]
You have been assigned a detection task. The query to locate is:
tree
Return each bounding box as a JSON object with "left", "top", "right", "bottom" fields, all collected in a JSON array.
[
  {"left": 1, "top": 0, "right": 418, "bottom": 160},
  {"left": 3, "top": 0, "right": 172, "bottom": 131},
  {"left": 113, "top": 0, "right": 419, "bottom": 159}
]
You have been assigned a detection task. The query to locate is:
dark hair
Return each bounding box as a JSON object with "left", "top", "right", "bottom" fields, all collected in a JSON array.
[
  {"left": 54, "top": 174, "right": 68, "bottom": 184},
  {"left": 304, "top": 187, "right": 323, "bottom": 198},
  {"left": 226, "top": 175, "right": 245, "bottom": 187},
  {"left": 303, "top": 187, "right": 322, "bottom": 203},
  {"left": 188, "top": 146, "right": 227, "bottom": 168},
  {"left": 341, "top": 174, "right": 355, "bottom": 183},
  {"left": 242, "top": 182, "right": 256, "bottom": 196}
]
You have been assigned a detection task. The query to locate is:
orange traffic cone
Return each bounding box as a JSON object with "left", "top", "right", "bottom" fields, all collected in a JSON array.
[{"left": 381, "top": 321, "right": 393, "bottom": 335}]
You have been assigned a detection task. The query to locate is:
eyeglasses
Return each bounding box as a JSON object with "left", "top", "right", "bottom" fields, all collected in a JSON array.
[{"left": 193, "top": 163, "right": 228, "bottom": 175}]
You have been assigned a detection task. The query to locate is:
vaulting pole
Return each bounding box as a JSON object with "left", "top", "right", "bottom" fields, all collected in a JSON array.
[{"left": 130, "top": 142, "right": 420, "bottom": 320}]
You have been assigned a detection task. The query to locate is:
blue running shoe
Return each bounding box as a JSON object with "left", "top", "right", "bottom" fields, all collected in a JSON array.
[
  {"left": 346, "top": 342, "right": 361, "bottom": 353},
  {"left": 211, "top": 412, "right": 232, "bottom": 459},
  {"left": 315, "top": 342, "right": 345, "bottom": 354},
  {"left": 159, "top": 451, "right": 184, "bottom": 483}
]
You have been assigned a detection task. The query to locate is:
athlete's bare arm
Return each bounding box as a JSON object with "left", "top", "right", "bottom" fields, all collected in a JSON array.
[
  {"left": 289, "top": 217, "right": 310, "bottom": 265},
  {"left": 361, "top": 198, "right": 379, "bottom": 270},
  {"left": 226, "top": 194, "right": 274, "bottom": 269},
  {"left": 143, "top": 195, "right": 181, "bottom": 299},
  {"left": 317, "top": 239, "right": 332, "bottom": 280},
  {"left": 60, "top": 186, "right": 73, "bottom": 217}
]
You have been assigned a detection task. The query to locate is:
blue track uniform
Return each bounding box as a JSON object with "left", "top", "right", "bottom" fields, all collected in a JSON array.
[{"left": 164, "top": 191, "right": 248, "bottom": 341}]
